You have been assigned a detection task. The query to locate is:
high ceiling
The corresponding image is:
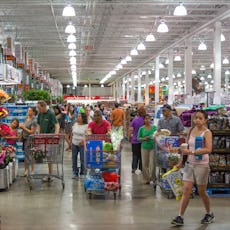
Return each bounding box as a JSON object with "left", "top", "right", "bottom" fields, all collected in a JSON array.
[{"left": 1, "top": 0, "right": 230, "bottom": 86}]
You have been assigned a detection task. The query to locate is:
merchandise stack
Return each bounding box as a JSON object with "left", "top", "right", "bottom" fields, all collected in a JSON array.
[
  {"left": 0, "top": 90, "right": 18, "bottom": 190},
  {"left": 1, "top": 103, "right": 28, "bottom": 161},
  {"left": 208, "top": 109, "right": 230, "bottom": 196}
]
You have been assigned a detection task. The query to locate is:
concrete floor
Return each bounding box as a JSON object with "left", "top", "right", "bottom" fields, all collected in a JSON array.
[{"left": 0, "top": 142, "right": 230, "bottom": 230}]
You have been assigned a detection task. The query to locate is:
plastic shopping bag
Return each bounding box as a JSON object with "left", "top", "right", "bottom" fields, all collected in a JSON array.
[{"left": 162, "top": 166, "right": 183, "bottom": 200}]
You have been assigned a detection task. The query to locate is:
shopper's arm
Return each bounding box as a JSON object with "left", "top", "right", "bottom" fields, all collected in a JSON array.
[
  {"left": 37, "top": 125, "right": 40, "bottom": 134},
  {"left": 54, "top": 122, "right": 60, "bottom": 134}
]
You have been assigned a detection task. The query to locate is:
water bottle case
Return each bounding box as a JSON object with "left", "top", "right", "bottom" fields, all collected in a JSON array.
[{"left": 195, "top": 136, "right": 204, "bottom": 160}]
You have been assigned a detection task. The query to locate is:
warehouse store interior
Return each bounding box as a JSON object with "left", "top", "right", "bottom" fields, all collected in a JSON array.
[{"left": 0, "top": 1, "right": 230, "bottom": 230}]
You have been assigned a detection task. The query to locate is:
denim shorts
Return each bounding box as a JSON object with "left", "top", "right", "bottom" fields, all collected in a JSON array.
[{"left": 182, "top": 163, "right": 210, "bottom": 185}]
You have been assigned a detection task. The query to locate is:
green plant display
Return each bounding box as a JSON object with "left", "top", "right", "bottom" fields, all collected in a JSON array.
[{"left": 22, "top": 89, "right": 51, "bottom": 102}]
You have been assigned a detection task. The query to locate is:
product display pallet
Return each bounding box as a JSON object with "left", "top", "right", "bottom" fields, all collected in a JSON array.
[{"left": 207, "top": 187, "right": 230, "bottom": 197}]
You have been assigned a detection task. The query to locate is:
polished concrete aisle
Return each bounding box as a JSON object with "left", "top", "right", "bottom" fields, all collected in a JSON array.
[{"left": 0, "top": 142, "right": 230, "bottom": 230}]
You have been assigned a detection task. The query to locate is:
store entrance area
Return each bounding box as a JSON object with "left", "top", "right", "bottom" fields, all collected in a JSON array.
[{"left": 0, "top": 142, "right": 229, "bottom": 230}]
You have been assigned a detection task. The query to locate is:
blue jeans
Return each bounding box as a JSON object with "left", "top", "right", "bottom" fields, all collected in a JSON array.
[{"left": 72, "top": 144, "right": 84, "bottom": 176}]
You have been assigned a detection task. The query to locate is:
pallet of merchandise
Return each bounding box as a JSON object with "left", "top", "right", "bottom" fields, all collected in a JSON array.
[{"left": 207, "top": 187, "right": 230, "bottom": 197}]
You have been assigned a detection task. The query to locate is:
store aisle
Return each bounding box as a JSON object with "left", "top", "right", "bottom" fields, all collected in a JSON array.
[{"left": 0, "top": 142, "right": 229, "bottom": 230}]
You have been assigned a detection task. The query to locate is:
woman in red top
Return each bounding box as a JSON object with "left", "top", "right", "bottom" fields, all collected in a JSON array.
[
  {"left": 4, "top": 118, "right": 19, "bottom": 145},
  {"left": 87, "top": 110, "right": 111, "bottom": 134}
]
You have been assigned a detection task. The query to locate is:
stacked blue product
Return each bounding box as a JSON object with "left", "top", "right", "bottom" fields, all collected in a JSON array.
[{"left": 1, "top": 104, "right": 28, "bottom": 161}]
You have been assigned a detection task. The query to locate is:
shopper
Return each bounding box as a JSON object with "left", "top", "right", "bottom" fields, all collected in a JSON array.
[
  {"left": 37, "top": 100, "right": 60, "bottom": 182},
  {"left": 171, "top": 110, "right": 214, "bottom": 226},
  {"left": 54, "top": 105, "right": 65, "bottom": 133},
  {"left": 19, "top": 107, "right": 37, "bottom": 176},
  {"left": 65, "top": 104, "right": 77, "bottom": 151},
  {"left": 157, "top": 104, "right": 184, "bottom": 135},
  {"left": 87, "top": 110, "right": 111, "bottom": 134},
  {"left": 71, "top": 113, "right": 88, "bottom": 179},
  {"left": 85, "top": 106, "right": 93, "bottom": 123},
  {"left": 137, "top": 114, "right": 156, "bottom": 185},
  {"left": 129, "top": 106, "right": 146, "bottom": 174},
  {"left": 110, "top": 102, "right": 125, "bottom": 132},
  {"left": 4, "top": 118, "right": 19, "bottom": 145}
]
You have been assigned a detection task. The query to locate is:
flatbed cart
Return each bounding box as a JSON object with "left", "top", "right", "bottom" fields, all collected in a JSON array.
[
  {"left": 84, "top": 134, "right": 121, "bottom": 199},
  {"left": 26, "top": 134, "right": 65, "bottom": 190}
]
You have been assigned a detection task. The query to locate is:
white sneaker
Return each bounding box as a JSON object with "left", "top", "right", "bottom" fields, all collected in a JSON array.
[{"left": 135, "top": 169, "right": 142, "bottom": 175}]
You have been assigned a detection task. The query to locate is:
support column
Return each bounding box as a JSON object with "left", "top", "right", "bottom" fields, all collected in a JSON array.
[
  {"left": 168, "top": 49, "right": 174, "bottom": 105},
  {"left": 115, "top": 81, "right": 118, "bottom": 101},
  {"left": 145, "top": 70, "right": 150, "bottom": 105},
  {"left": 122, "top": 78, "right": 126, "bottom": 100},
  {"left": 213, "top": 21, "right": 222, "bottom": 104},
  {"left": 130, "top": 73, "right": 135, "bottom": 103},
  {"left": 126, "top": 76, "right": 130, "bottom": 103},
  {"left": 137, "top": 69, "right": 142, "bottom": 102},
  {"left": 113, "top": 83, "right": 116, "bottom": 100},
  {"left": 184, "top": 38, "right": 193, "bottom": 98},
  {"left": 155, "top": 56, "right": 160, "bottom": 104},
  {"left": 89, "top": 83, "right": 91, "bottom": 99}
]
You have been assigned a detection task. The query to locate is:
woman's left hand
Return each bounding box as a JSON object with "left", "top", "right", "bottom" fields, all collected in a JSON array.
[{"left": 181, "top": 149, "right": 191, "bottom": 155}]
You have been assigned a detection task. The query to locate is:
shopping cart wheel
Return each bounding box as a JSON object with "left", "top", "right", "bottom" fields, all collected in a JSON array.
[
  {"left": 62, "top": 182, "right": 65, "bottom": 189},
  {"left": 88, "top": 193, "right": 92, "bottom": 199},
  {"left": 167, "top": 192, "right": 174, "bottom": 199}
]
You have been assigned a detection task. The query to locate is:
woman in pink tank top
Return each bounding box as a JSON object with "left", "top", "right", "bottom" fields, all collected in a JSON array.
[{"left": 171, "top": 110, "right": 215, "bottom": 226}]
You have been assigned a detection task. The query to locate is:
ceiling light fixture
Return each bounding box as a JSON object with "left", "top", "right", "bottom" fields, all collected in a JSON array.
[
  {"left": 200, "top": 65, "right": 206, "bottom": 71},
  {"left": 65, "top": 22, "right": 76, "bottom": 34},
  {"left": 145, "top": 33, "right": 156, "bottom": 42},
  {"left": 200, "top": 76, "right": 205, "bottom": 81},
  {"left": 116, "top": 64, "right": 123, "bottom": 69},
  {"left": 68, "top": 43, "right": 76, "bottom": 49},
  {"left": 210, "top": 63, "right": 214, "bottom": 68},
  {"left": 62, "top": 4, "right": 76, "bottom": 17},
  {"left": 125, "top": 55, "right": 132, "bottom": 62},
  {"left": 159, "top": 63, "right": 165, "bottom": 69},
  {"left": 101, "top": 84, "right": 104, "bottom": 88},
  {"left": 192, "top": 70, "right": 196, "bottom": 74},
  {"left": 67, "top": 34, "right": 76, "bottom": 43},
  {"left": 173, "top": 3, "right": 187, "bottom": 16},
  {"left": 130, "top": 48, "right": 138, "bottom": 56},
  {"left": 225, "top": 70, "right": 230, "bottom": 75},
  {"left": 198, "top": 41, "right": 207, "bottom": 50},
  {"left": 223, "top": 57, "right": 229, "bottom": 64},
  {"left": 207, "top": 74, "right": 212, "bottom": 78},
  {"left": 177, "top": 73, "right": 182, "bottom": 77},
  {"left": 157, "top": 20, "right": 169, "bottom": 33},
  {"left": 69, "top": 50, "right": 76, "bottom": 56},
  {"left": 121, "top": 59, "right": 127, "bottom": 65},
  {"left": 221, "top": 33, "right": 226, "bottom": 42},
  {"left": 137, "top": 42, "right": 146, "bottom": 50},
  {"left": 70, "top": 56, "right": 76, "bottom": 63},
  {"left": 71, "top": 65, "right": 76, "bottom": 71},
  {"left": 110, "top": 70, "right": 116, "bottom": 75},
  {"left": 84, "top": 84, "right": 88, "bottom": 88},
  {"left": 70, "top": 59, "right": 76, "bottom": 65},
  {"left": 165, "top": 59, "right": 169, "bottom": 64},
  {"left": 174, "top": 55, "right": 182, "bottom": 61}
]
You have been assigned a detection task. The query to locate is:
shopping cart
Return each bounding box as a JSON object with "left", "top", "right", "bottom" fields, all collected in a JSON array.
[
  {"left": 26, "top": 134, "right": 65, "bottom": 190},
  {"left": 84, "top": 134, "right": 121, "bottom": 199},
  {"left": 155, "top": 135, "right": 185, "bottom": 198}
]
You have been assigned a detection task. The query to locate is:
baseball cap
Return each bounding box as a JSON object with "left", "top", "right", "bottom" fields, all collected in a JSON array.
[{"left": 162, "top": 104, "right": 172, "bottom": 111}]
